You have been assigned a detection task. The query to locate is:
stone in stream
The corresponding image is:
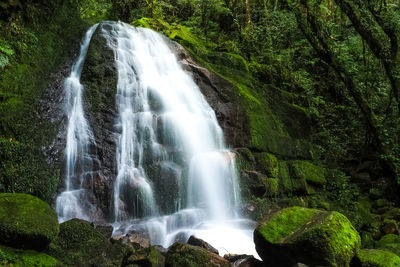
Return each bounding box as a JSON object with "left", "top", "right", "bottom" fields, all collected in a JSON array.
[
  {"left": 187, "top": 235, "right": 219, "bottom": 254},
  {"left": 0, "top": 193, "right": 59, "bottom": 250},
  {"left": 166, "top": 242, "right": 230, "bottom": 267},
  {"left": 254, "top": 206, "right": 361, "bottom": 267}
]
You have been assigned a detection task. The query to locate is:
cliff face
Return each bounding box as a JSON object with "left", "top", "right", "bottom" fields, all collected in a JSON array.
[{"left": 45, "top": 24, "right": 252, "bottom": 219}]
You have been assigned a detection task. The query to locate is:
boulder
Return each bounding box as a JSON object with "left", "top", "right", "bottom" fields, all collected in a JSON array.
[
  {"left": 278, "top": 161, "right": 307, "bottom": 195},
  {"left": 93, "top": 223, "right": 114, "bottom": 238},
  {"left": 289, "top": 160, "right": 326, "bottom": 186},
  {"left": 351, "top": 249, "right": 400, "bottom": 267},
  {"left": 254, "top": 206, "right": 361, "bottom": 267},
  {"left": 223, "top": 254, "right": 264, "bottom": 267},
  {"left": 0, "top": 193, "right": 59, "bottom": 250},
  {"left": 0, "top": 245, "right": 60, "bottom": 267},
  {"left": 113, "top": 232, "right": 151, "bottom": 248},
  {"left": 254, "top": 152, "right": 279, "bottom": 178},
  {"left": 47, "top": 218, "right": 128, "bottom": 266},
  {"left": 375, "top": 234, "right": 400, "bottom": 257},
  {"left": 123, "top": 244, "right": 165, "bottom": 267},
  {"left": 187, "top": 235, "right": 219, "bottom": 254},
  {"left": 165, "top": 242, "right": 230, "bottom": 267}
]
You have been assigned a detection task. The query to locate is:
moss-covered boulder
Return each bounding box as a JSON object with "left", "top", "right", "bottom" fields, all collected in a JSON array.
[
  {"left": 0, "top": 193, "right": 59, "bottom": 250},
  {"left": 351, "top": 249, "right": 400, "bottom": 267},
  {"left": 123, "top": 244, "right": 165, "bottom": 267},
  {"left": 254, "top": 206, "right": 361, "bottom": 267},
  {"left": 0, "top": 245, "right": 60, "bottom": 267},
  {"left": 165, "top": 242, "right": 230, "bottom": 267},
  {"left": 278, "top": 161, "right": 308, "bottom": 194},
  {"left": 375, "top": 234, "right": 400, "bottom": 257},
  {"left": 254, "top": 152, "right": 279, "bottom": 178},
  {"left": 289, "top": 160, "right": 326, "bottom": 186},
  {"left": 47, "top": 219, "right": 128, "bottom": 266}
]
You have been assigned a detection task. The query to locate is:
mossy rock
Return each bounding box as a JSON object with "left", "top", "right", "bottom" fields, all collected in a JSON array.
[
  {"left": 254, "top": 152, "right": 279, "bottom": 178},
  {"left": 47, "top": 219, "right": 128, "bottom": 266},
  {"left": 289, "top": 160, "right": 326, "bottom": 186},
  {"left": 264, "top": 178, "right": 279, "bottom": 197},
  {"left": 234, "top": 148, "right": 255, "bottom": 172},
  {"left": 278, "top": 161, "right": 307, "bottom": 194},
  {"left": 165, "top": 242, "right": 229, "bottom": 267},
  {"left": 124, "top": 245, "right": 165, "bottom": 267},
  {"left": 0, "top": 245, "right": 60, "bottom": 267},
  {"left": 351, "top": 249, "right": 400, "bottom": 267},
  {"left": 376, "top": 234, "right": 400, "bottom": 257},
  {"left": 0, "top": 193, "right": 59, "bottom": 250},
  {"left": 81, "top": 24, "right": 117, "bottom": 114},
  {"left": 254, "top": 206, "right": 361, "bottom": 267}
]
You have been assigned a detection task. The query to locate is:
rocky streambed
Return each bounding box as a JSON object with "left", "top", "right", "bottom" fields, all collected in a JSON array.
[{"left": 1, "top": 193, "right": 399, "bottom": 266}]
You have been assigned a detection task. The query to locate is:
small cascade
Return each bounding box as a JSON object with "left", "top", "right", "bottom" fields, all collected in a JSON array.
[
  {"left": 56, "top": 24, "right": 101, "bottom": 223},
  {"left": 57, "top": 21, "right": 257, "bottom": 257}
]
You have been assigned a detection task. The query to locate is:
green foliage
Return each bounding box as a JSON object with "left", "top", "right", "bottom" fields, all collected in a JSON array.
[
  {"left": 0, "top": 245, "right": 60, "bottom": 267},
  {"left": 71, "top": 0, "right": 112, "bottom": 23}
]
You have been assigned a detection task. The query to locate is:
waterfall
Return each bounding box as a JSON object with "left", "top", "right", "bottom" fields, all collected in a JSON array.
[
  {"left": 57, "top": 21, "right": 257, "bottom": 257},
  {"left": 56, "top": 24, "right": 101, "bottom": 223}
]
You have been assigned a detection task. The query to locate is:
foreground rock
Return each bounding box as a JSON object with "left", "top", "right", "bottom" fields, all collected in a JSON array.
[
  {"left": 351, "top": 249, "right": 400, "bottom": 267},
  {"left": 0, "top": 193, "right": 59, "bottom": 250},
  {"left": 47, "top": 218, "right": 128, "bottom": 266},
  {"left": 254, "top": 206, "right": 361, "bottom": 267},
  {"left": 224, "top": 254, "right": 264, "bottom": 267},
  {"left": 187, "top": 235, "right": 219, "bottom": 254},
  {"left": 123, "top": 243, "right": 165, "bottom": 267},
  {"left": 165, "top": 242, "right": 230, "bottom": 267}
]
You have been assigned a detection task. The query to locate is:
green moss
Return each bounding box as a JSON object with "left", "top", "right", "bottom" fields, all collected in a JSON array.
[
  {"left": 257, "top": 206, "right": 321, "bottom": 243},
  {"left": 255, "top": 153, "right": 279, "bottom": 178},
  {"left": 255, "top": 207, "right": 361, "bottom": 266},
  {"left": 377, "top": 234, "right": 400, "bottom": 246},
  {"left": 0, "top": 193, "right": 59, "bottom": 250},
  {"left": 264, "top": 178, "right": 279, "bottom": 197},
  {"left": 81, "top": 28, "right": 117, "bottom": 114},
  {"left": 125, "top": 245, "right": 165, "bottom": 267},
  {"left": 289, "top": 160, "right": 326, "bottom": 185},
  {"left": 47, "top": 219, "right": 128, "bottom": 266},
  {"left": 297, "top": 211, "right": 361, "bottom": 266},
  {"left": 234, "top": 148, "right": 255, "bottom": 172},
  {"left": 0, "top": 245, "right": 60, "bottom": 267},
  {"left": 0, "top": 1, "right": 87, "bottom": 202},
  {"left": 278, "top": 161, "right": 307, "bottom": 194},
  {"left": 356, "top": 249, "right": 400, "bottom": 267}
]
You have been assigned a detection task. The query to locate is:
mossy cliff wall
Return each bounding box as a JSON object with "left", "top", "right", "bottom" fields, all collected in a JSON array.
[{"left": 0, "top": 1, "right": 90, "bottom": 202}]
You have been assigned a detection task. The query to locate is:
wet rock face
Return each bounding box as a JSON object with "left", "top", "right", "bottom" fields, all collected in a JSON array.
[
  {"left": 166, "top": 39, "right": 249, "bottom": 148},
  {"left": 80, "top": 26, "right": 118, "bottom": 220},
  {"left": 187, "top": 235, "right": 219, "bottom": 255},
  {"left": 47, "top": 25, "right": 249, "bottom": 220}
]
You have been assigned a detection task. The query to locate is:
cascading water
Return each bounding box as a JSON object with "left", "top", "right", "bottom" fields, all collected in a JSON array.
[
  {"left": 57, "top": 21, "right": 257, "bottom": 257},
  {"left": 56, "top": 24, "right": 102, "bottom": 223}
]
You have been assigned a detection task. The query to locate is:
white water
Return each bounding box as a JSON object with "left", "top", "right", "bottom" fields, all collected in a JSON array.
[
  {"left": 57, "top": 21, "right": 257, "bottom": 257},
  {"left": 56, "top": 24, "right": 100, "bottom": 223}
]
